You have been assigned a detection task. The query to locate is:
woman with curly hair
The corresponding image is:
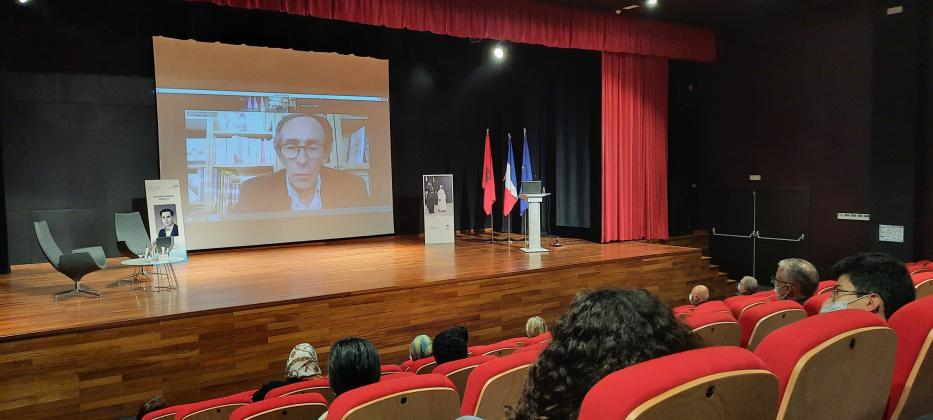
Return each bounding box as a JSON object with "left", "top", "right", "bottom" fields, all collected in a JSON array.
[{"left": 511, "top": 289, "right": 699, "bottom": 420}]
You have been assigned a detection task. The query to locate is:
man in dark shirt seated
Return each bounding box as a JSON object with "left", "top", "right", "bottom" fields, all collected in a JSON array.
[{"left": 433, "top": 327, "right": 469, "bottom": 366}]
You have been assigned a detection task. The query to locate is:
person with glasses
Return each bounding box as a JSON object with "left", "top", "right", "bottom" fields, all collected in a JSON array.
[
  {"left": 821, "top": 252, "right": 915, "bottom": 319},
  {"left": 772, "top": 258, "right": 820, "bottom": 305},
  {"left": 235, "top": 113, "right": 370, "bottom": 212}
]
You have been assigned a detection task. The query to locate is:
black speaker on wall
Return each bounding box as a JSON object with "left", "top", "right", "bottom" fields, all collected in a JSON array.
[{"left": 669, "top": 175, "right": 692, "bottom": 236}]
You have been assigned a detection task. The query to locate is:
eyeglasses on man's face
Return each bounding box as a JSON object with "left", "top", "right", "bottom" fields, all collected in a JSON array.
[
  {"left": 280, "top": 142, "right": 325, "bottom": 159},
  {"left": 830, "top": 286, "right": 869, "bottom": 303}
]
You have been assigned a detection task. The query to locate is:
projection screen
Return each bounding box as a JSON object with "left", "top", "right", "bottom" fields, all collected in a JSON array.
[{"left": 153, "top": 37, "right": 394, "bottom": 250}]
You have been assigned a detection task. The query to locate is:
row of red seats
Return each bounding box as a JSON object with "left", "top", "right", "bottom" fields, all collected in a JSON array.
[
  {"left": 580, "top": 297, "right": 933, "bottom": 420},
  {"left": 143, "top": 332, "right": 554, "bottom": 420}
]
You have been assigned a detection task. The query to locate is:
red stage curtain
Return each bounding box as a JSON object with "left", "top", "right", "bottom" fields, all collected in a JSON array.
[
  {"left": 602, "top": 52, "right": 669, "bottom": 242},
  {"left": 190, "top": 0, "right": 716, "bottom": 62}
]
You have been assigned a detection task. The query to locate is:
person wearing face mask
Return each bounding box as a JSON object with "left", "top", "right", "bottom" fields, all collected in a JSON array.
[
  {"left": 820, "top": 252, "right": 915, "bottom": 319},
  {"left": 772, "top": 258, "right": 819, "bottom": 305},
  {"left": 688, "top": 285, "right": 709, "bottom": 306},
  {"left": 737, "top": 276, "right": 758, "bottom": 295}
]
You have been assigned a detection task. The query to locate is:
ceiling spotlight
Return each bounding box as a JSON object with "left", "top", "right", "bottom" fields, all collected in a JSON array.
[
  {"left": 493, "top": 46, "right": 505, "bottom": 60},
  {"left": 623, "top": 4, "right": 640, "bottom": 10},
  {"left": 17, "top": 0, "right": 30, "bottom": 4},
  {"left": 645, "top": 0, "right": 658, "bottom": 7},
  {"left": 615, "top": 9, "right": 622, "bottom": 14}
]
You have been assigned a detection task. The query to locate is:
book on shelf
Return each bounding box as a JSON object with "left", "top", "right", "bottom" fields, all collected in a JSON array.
[{"left": 213, "top": 136, "right": 276, "bottom": 166}]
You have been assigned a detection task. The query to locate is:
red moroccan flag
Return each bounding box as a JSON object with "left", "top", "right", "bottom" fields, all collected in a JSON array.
[{"left": 482, "top": 130, "right": 496, "bottom": 215}]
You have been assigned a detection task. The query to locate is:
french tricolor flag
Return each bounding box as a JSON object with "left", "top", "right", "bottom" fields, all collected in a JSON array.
[{"left": 502, "top": 134, "right": 519, "bottom": 216}]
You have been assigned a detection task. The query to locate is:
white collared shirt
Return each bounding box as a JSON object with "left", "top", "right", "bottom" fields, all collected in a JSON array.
[{"left": 286, "top": 173, "right": 322, "bottom": 210}]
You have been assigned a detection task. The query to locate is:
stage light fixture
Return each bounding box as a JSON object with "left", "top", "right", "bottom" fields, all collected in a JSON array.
[
  {"left": 493, "top": 46, "right": 505, "bottom": 59},
  {"left": 646, "top": 0, "right": 658, "bottom": 7},
  {"left": 17, "top": 0, "right": 30, "bottom": 4}
]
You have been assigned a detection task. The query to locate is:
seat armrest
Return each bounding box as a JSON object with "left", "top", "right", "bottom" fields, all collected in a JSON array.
[{"left": 71, "top": 246, "right": 107, "bottom": 268}]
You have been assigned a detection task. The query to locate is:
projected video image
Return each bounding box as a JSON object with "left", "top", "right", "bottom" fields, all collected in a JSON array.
[
  {"left": 184, "top": 98, "right": 375, "bottom": 217},
  {"left": 154, "top": 36, "right": 395, "bottom": 250}
]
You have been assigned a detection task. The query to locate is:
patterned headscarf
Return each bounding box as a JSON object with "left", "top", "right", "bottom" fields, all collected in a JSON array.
[
  {"left": 285, "top": 343, "right": 322, "bottom": 379},
  {"left": 409, "top": 335, "right": 433, "bottom": 361}
]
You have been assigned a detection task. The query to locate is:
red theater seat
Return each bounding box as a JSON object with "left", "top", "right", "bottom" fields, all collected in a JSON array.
[
  {"left": 461, "top": 348, "right": 541, "bottom": 420},
  {"left": 514, "top": 341, "right": 548, "bottom": 354},
  {"left": 755, "top": 309, "right": 896, "bottom": 420},
  {"left": 577, "top": 346, "right": 778, "bottom": 420},
  {"left": 912, "top": 271, "right": 933, "bottom": 300},
  {"left": 815, "top": 280, "right": 836, "bottom": 295},
  {"left": 752, "top": 290, "right": 776, "bottom": 298},
  {"left": 265, "top": 377, "right": 334, "bottom": 401},
  {"left": 803, "top": 293, "right": 831, "bottom": 316},
  {"left": 692, "top": 300, "right": 730, "bottom": 315},
  {"left": 885, "top": 297, "right": 933, "bottom": 420},
  {"left": 402, "top": 356, "right": 437, "bottom": 374},
  {"left": 229, "top": 393, "right": 327, "bottom": 420},
  {"left": 681, "top": 310, "right": 740, "bottom": 347},
  {"left": 380, "top": 372, "right": 415, "bottom": 381},
  {"left": 471, "top": 337, "right": 526, "bottom": 356},
  {"left": 526, "top": 331, "right": 552, "bottom": 345},
  {"left": 738, "top": 300, "right": 806, "bottom": 350},
  {"left": 672, "top": 304, "right": 695, "bottom": 316},
  {"left": 724, "top": 295, "right": 770, "bottom": 318},
  {"left": 432, "top": 355, "right": 497, "bottom": 400},
  {"left": 174, "top": 390, "right": 255, "bottom": 420},
  {"left": 325, "top": 374, "right": 459, "bottom": 420},
  {"left": 380, "top": 364, "right": 403, "bottom": 375}
]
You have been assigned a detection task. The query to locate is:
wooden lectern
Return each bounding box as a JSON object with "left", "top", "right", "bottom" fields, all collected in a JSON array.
[{"left": 521, "top": 193, "right": 551, "bottom": 253}]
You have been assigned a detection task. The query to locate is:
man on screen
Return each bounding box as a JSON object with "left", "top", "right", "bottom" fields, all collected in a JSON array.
[
  {"left": 158, "top": 208, "right": 179, "bottom": 237},
  {"left": 235, "top": 113, "right": 370, "bottom": 212}
]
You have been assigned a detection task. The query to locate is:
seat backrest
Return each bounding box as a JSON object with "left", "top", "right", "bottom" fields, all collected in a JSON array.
[
  {"left": 752, "top": 290, "right": 777, "bottom": 298},
  {"left": 175, "top": 390, "right": 255, "bottom": 420},
  {"left": 885, "top": 297, "right": 933, "bottom": 420},
  {"left": 912, "top": 272, "right": 933, "bottom": 300},
  {"left": 513, "top": 341, "right": 548, "bottom": 354},
  {"left": 326, "top": 373, "right": 459, "bottom": 420},
  {"left": 381, "top": 364, "right": 403, "bottom": 375},
  {"left": 409, "top": 356, "right": 437, "bottom": 374},
  {"left": 33, "top": 221, "right": 63, "bottom": 267},
  {"left": 526, "top": 331, "right": 552, "bottom": 346},
  {"left": 738, "top": 300, "right": 807, "bottom": 351},
  {"left": 755, "top": 309, "right": 896, "bottom": 420},
  {"left": 681, "top": 311, "right": 741, "bottom": 347},
  {"left": 432, "top": 355, "right": 497, "bottom": 399},
  {"left": 724, "top": 296, "right": 770, "bottom": 318},
  {"left": 380, "top": 372, "right": 416, "bottom": 382},
  {"left": 265, "top": 377, "right": 335, "bottom": 402},
  {"left": 229, "top": 393, "right": 327, "bottom": 420},
  {"left": 692, "top": 300, "right": 730, "bottom": 315},
  {"left": 115, "top": 212, "right": 150, "bottom": 256},
  {"left": 578, "top": 346, "right": 778, "bottom": 420},
  {"left": 803, "top": 293, "right": 831, "bottom": 317},
  {"left": 815, "top": 280, "right": 836, "bottom": 295},
  {"left": 476, "top": 337, "right": 526, "bottom": 356},
  {"left": 460, "top": 348, "right": 541, "bottom": 420}
]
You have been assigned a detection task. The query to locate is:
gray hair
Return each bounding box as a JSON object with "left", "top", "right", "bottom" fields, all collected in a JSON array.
[
  {"left": 525, "top": 316, "right": 548, "bottom": 338},
  {"left": 777, "top": 258, "right": 819, "bottom": 296},
  {"left": 738, "top": 276, "right": 758, "bottom": 294}
]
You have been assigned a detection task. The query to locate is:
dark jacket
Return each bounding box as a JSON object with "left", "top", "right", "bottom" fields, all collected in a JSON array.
[{"left": 236, "top": 168, "right": 370, "bottom": 212}]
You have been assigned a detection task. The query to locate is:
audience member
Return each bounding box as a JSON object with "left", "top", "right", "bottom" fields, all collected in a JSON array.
[
  {"left": 737, "top": 276, "right": 758, "bottom": 295},
  {"left": 136, "top": 396, "right": 167, "bottom": 420},
  {"left": 252, "top": 342, "right": 323, "bottom": 401},
  {"left": 433, "top": 328, "right": 468, "bottom": 365},
  {"left": 512, "top": 289, "right": 699, "bottom": 420},
  {"left": 773, "top": 258, "right": 819, "bottom": 304},
  {"left": 688, "top": 285, "right": 709, "bottom": 305},
  {"left": 328, "top": 337, "right": 381, "bottom": 396},
  {"left": 409, "top": 334, "right": 433, "bottom": 361},
  {"left": 821, "top": 252, "right": 915, "bottom": 319},
  {"left": 525, "top": 316, "right": 548, "bottom": 338},
  {"left": 450, "top": 325, "right": 469, "bottom": 344}
]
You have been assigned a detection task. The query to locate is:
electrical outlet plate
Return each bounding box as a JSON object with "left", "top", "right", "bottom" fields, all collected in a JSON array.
[{"left": 837, "top": 212, "right": 870, "bottom": 221}]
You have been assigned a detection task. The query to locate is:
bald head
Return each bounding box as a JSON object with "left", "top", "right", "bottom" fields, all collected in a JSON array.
[{"left": 689, "top": 285, "right": 710, "bottom": 305}]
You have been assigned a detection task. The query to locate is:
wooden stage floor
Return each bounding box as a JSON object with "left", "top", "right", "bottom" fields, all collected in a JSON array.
[{"left": 0, "top": 235, "right": 725, "bottom": 418}]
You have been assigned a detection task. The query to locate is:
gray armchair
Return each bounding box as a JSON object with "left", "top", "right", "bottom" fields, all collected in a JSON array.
[
  {"left": 33, "top": 221, "right": 105, "bottom": 299},
  {"left": 115, "top": 212, "right": 149, "bottom": 282}
]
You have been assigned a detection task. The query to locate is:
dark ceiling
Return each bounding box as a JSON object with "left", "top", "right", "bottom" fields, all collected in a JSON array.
[{"left": 537, "top": 0, "right": 852, "bottom": 28}]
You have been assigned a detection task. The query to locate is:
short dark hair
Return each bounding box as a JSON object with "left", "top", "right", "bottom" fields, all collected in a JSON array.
[
  {"left": 159, "top": 208, "right": 174, "bottom": 217},
  {"left": 513, "top": 289, "right": 699, "bottom": 420},
  {"left": 832, "top": 252, "right": 915, "bottom": 318},
  {"left": 327, "top": 337, "right": 381, "bottom": 396},
  {"left": 273, "top": 113, "right": 333, "bottom": 155},
  {"left": 433, "top": 328, "right": 468, "bottom": 366},
  {"left": 136, "top": 396, "right": 167, "bottom": 420},
  {"left": 449, "top": 325, "right": 469, "bottom": 344}
]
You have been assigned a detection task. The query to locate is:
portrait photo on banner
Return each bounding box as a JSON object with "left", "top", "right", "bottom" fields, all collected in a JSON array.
[{"left": 422, "top": 174, "right": 453, "bottom": 217}]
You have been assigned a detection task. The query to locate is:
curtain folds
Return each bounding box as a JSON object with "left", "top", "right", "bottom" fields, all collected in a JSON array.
[
  {"left": 191, "top": 0, "right": 716, "bottom": 62},
  {"left": 602, "top": 52, "right": 669, "bottom": 242}
]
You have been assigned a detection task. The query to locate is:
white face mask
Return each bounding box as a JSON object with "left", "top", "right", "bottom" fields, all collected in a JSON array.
[
  {"left": 689, "top": 294, "right": 700, "bottom": 305},
  {"left": 820, "top": 294, "right": 870, "bottom": 314}
]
